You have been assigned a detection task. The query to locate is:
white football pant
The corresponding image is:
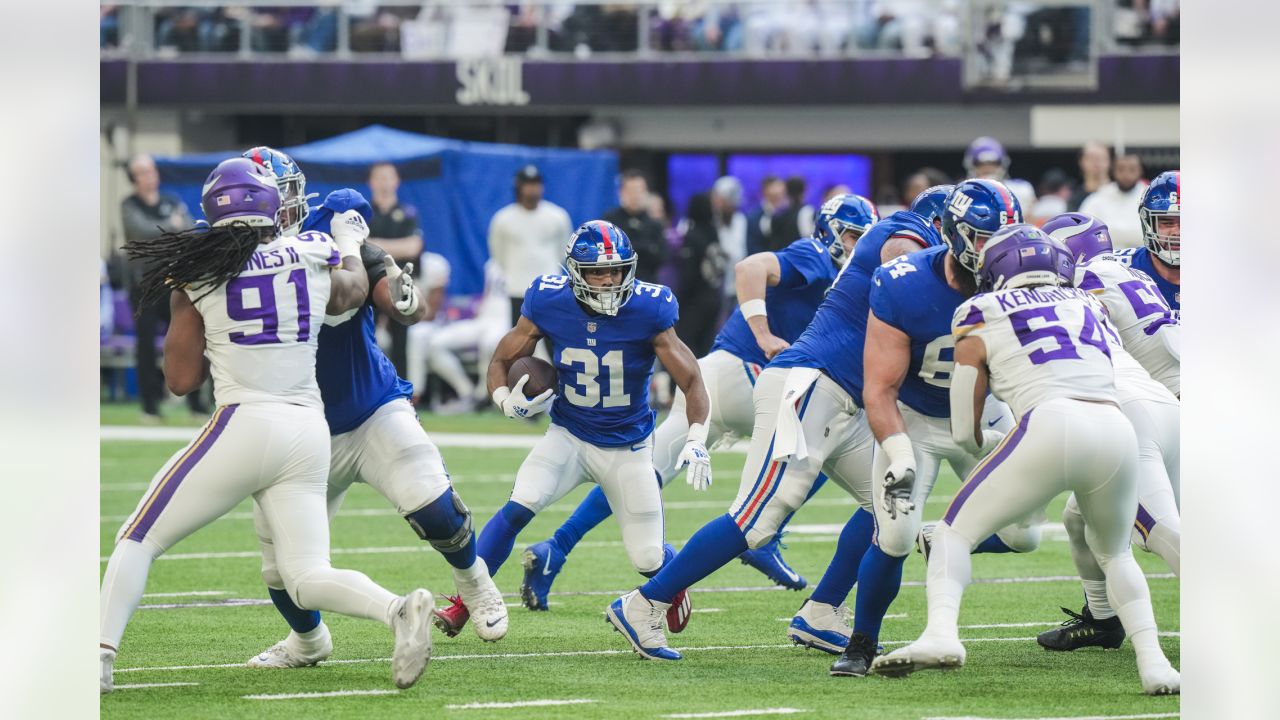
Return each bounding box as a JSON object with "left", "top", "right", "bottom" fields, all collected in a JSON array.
[{"left": 652, "top": 349, "right": 761, "bottom": 486}]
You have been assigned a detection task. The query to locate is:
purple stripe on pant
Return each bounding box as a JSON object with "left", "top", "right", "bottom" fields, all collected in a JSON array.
[
  {"left": 943, "top": 409, "right": 1033, "bottom": 526},
  {"left": 126, "top": 404, "right": 238, "bottom": 543},
  {"left": 1134, "top": 503, "right": 1157, "bottom": 539}
]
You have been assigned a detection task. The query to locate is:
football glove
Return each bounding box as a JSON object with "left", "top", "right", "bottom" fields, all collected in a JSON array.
[
  {"left": 880, "top": 433, "right": 917, "bottom": 520},
  {"left": 678, "top": 423, "right": 713, "bottom": 491},
  {"left": 381, "top": 256, "right": 420, "bottom": 316},
  {"left": 492, "top": 375, "right": 555, "bottom": 420},
  {"left": 330, "top": 209, "right": 368, "bottom": 260}
]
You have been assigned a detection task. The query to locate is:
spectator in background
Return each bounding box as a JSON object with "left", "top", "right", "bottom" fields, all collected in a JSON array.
[
  {"left": 488, "top": 164, "right": 573, "bottom": 330},
  {"left": 120, "top": 154, "right": 207, "bottom": 421},
  {"left": 768, "top": 175, "right": 813, "bottom": 252},
  {"left": 711, "top": 176, "right": 748, "bottom": 306},
  {"left": 821, "top": 183, "right": 853, "bottom": 204},
  {"left": 603, "top": 170, "right": 667, "bottom": 283},
  {"left": 1029, "top": 168, "right": 1073, "bottom": 225},
  {"left": 366, "top": 162, "right": 422, "bottom": 378},
  {"left": 674, "top": 193, "right": 727, "bottom": 358},
  {"left": 1079, "top": 153, "right": 1148, "bottom": 249},
  {"left": 1068, "top": 140, "right": 1112, "bottom": 211},
  {"left": 902, "top": 167, "right": 952, "bottom": 206},
  {"left": 746, "top": 175, "right": 786, "bottom": 256}
]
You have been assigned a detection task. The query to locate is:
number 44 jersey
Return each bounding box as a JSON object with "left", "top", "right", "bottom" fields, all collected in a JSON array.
[
  {"left": 952, "top": 286, "right": 1123, "bottom": 420},
  {"left": 521, "top": 275, "right": 679, "bottom": 447},
  {"left": 190, "top": 230, "right": 340, "bottom": 410}
]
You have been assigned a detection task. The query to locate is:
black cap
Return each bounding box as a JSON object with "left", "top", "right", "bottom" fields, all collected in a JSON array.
[{"left": 515, "top": 164, "right": 543, "bottom": 184}]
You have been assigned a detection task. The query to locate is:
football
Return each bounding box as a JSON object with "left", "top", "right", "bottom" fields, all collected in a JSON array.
[{"left": 508, "top": 356, "right": 557, "bottom": 398}]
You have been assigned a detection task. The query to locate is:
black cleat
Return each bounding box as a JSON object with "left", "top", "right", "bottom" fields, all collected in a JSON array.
[
  {"left": 1037, "top": 605, "right": 1125, "bottom": 651},
  {"left": 829, "top": 631, "right": 878, "bottom": 677}
]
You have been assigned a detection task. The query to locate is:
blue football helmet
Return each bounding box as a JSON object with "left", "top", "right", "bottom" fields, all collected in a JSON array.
[
  {"left": 1139, "top": 170, "right": 1180, "bottom": 267},
  {"left": 909, "top": 184, "right": 954, "bottom": 230},
  {"left": 564, "top": 220, "right": 638, "bottom": 316},
  {"left": 814, "top": 193, "right": 878, "bottom": 264},
  {"left": 243, "top": 146, "right": 314, "bottom": 236},
  {"left": 941, "top": 179, "right": 1023, "bottom": 273}
]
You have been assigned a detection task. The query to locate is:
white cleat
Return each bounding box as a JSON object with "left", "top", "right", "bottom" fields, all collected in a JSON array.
[
  {"left": 1139, "top": 662, "right": 1180, "bottom": 696},
  {"left": 456, "top": 558, "right": 508, "bottom": 642},
  {"left": 787, "top": 598, "right": 853, "bottom": 655},
  {"left": 605, "top": 590, "right": 682, "bottom": 661},
  {"left": 100, "top": 648, "right": 115, "bottom": 695},
  {"left": 247, "top": 626, "right": 334, "bottom": 668},
  {"left": 871, "top": 635, "right": 966, "bottom": 678},
  {"left": 390, "top": 589, "right": 435, "bottom": 689}
]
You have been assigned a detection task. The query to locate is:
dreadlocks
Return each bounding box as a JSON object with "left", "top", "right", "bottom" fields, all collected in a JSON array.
[{"left": 124, "top": 222, "right": 270, "bottom": 312}]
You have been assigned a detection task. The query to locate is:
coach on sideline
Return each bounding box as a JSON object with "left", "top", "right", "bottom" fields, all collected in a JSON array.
[{"left": 488, "top": 165, "right": 573, "bottom": 327}]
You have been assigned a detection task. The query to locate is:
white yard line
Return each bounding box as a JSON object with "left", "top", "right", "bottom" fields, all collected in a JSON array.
[
  {"left": 445, "top": 699, "right": 596, "bottom": 710},
  {"left": 142, "top": 590, "right": 228, "bottom": 598},
  {"left": 958, "top": 621, "right": 1058, "bottom": 629},
  {"left": 775, "top": 613, "right": 906, "bottom": 622},
  {"left": 691, "top": 608, "right": 724, "bottom": 613},
  {"left": 922, "top": 714, "right": 1179, "bottom": 720},
  {"left": 663, "top": 710, "right": 807, "bottom": 719},
  {"left": 242, "top": 689, "right": 400, "bottom": 700},
  {"left": 113, "top": 682, "right": 200, "bottom": 690}
]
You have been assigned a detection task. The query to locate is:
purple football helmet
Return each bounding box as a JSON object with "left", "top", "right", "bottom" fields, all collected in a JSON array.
[
  {"left": 963, "top": 136, "right": 1010, "bottom": 179},
  {"left": 977, "top": 223, "right": 1075, "bottom": 292},
  {"left": 1042, "top": 212, "right": 1114, "bottom": 265},
  {"left": 200, "top": 157, "right": 281, "bottom": 229}
]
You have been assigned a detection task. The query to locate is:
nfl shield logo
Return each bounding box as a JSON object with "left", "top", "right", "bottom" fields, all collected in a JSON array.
[{"left": 586, "top": 322, "right": 597, "bottom": 333}]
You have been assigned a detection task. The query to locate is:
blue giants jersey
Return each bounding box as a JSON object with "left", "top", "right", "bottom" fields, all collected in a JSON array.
[
  {"left": 771, "top": 212, "right": 941, "bottom": 406},
  {"left": 711, "top": 238, "right": 841, "bottom": 366},
  {"left": 522, "top": 275, "right": 679, "bottom": 447},
  {"left": 868, "top": 245, "right": 969, "bottom": 418},
  {"left": 1114, "top": 247, "right": 1180, "bottom": 313},
  {"left": 309, "top": 230, "right": 413, "bottom": 435}
]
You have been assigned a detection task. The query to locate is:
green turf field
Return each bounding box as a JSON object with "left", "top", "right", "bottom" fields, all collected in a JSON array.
[{"left": 100, "top": 412, "right": 1179, "bottom": 720}]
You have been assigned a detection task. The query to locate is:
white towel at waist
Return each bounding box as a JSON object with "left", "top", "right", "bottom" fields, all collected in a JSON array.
[{"left": 771, "top": 367, "right": 821, "bottom": 462}]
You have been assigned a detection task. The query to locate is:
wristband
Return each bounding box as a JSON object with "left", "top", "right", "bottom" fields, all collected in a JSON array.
[
  {"left": 686, "top": 422, "right": 709, "bottom": 446},
  {"left": 491, "top": 386, "right": 511, "bottom": 410},
  {"left": 740, "top": 298, "right": 767, "bottom": 319},
  {"left": 881, "top": 432, "right": 915, "bottom": 467}
]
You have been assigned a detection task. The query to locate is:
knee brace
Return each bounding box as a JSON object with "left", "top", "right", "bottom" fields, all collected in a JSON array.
[{"left": 405, "top": 488, "right": 473, "bottom": 554}]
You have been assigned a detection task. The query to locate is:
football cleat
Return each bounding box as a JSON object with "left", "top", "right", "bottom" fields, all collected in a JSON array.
[
  {"left": 605, "top": 590, "right": 682, "bottom": 661},
  {"left": 520, "top": 540, "right": 567, "bottom": 611},
  {"left": 788, "top": 598, "right": 852, "bottom": 655},
  {"left": 247, "top": 625, "right": 333, "bottom": 668},
  {"left": 100, "top": 648, "right": 116, "bottom": 695},
  {"left": 390, "top": 589, "right": 434, "bottom": 689},
  {"left": 738, "top": 536, "right": 807, "bottom": 591},
  {"left": 829, "top": 631, "right": 879, "bottom": 677},
  {"left": 432, "top": 594, "right": 470, "bottom": 638},
  {"left": 1139, "top": 661, "right": 1181, "bottom": 696},
  {"left": 870, "top": 634, "right": 966, "bottom": 678},
  {"left": 1036, "top": 605, "right": 1125, "bottom": 651},
  {"left": 455, "top": 559, "right": 508, "bottom": 642},
  {"left": 916, "top": 523, "right": 936, "bottom": 564},
  {"left": 667, "top": 588, "right": 692, "bottom": 633}
]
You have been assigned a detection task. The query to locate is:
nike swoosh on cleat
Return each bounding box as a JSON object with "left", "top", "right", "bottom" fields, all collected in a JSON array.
[
  {"left": 485, "top": 619, "right": 502, "bottom": 628},
  {"left": 541, "top": 550, "right": 554, "bottom": 576}
]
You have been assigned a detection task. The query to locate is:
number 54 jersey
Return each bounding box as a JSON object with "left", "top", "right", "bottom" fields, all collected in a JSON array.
[
  {"left": 190, "top": 230, "right": 340, "bottom": 410},
  {"left": 521, "top": 275, "right": 679, "bottom": 447},
  {"left": 952, "top": 286, "right": 1122, "bottom": 419}
]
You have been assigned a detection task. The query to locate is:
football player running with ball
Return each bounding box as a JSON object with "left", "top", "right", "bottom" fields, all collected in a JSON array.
[
  {"left": 101, "top": 158, "right": 434, "bottom": 693},
  {"left": 518, "top": 194, "right": 878, "bottom": 610},
  {"left": 238, "top": 148, "right": 508, "bottom": 670},
  {"left": 871, "top": 224, "right": 1179, "bottom": 696},
  {"left": 432, "top": 220, "right": 710, "bottom": 640}
]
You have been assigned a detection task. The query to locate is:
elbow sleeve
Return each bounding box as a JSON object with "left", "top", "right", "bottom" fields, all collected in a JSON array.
[{"left": 949, "top": 364, "right": 982, "bottom": 455}]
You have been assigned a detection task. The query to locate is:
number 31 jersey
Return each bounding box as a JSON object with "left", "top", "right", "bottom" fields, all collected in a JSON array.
[
  {"left": 952, "top": 286, "right": 1122, "bottom": 419},
  {"left": 522, "top": 275, "right": 679, "bottom": 447},
  {"left": 189, "top": 230, "right": 339, "bottom": 410}
]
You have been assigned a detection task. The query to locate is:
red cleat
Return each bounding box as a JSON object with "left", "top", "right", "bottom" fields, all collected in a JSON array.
[
  {"left": 666, "top": 588, "right": 692, "bottom": 633},
  {"left": 432, "top": 595, "right": 470, "bottom": 637}
]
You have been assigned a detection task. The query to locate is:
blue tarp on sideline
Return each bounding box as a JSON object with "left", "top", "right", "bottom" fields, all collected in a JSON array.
[{"left": 154, "top": 125, "right": 618, "bottom": 294}]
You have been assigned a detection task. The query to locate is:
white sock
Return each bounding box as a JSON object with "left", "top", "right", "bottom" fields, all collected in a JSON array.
[
  {"left": 452, "top": 557, "right": 488, "bottom": 586},
  {"left": 1103, "top": 554, "right": 1170, "bottom": 671},
  {"left": 292, "top": 623, "right": 329, "bottom": 648},
  {"left": 922, "top": 525, "right": 971, "bottom": 640},
  {"left": 1064, "top": 501, "right": 1115, "bottom": 618},
  {"left": 1083, "top": 579, "right": 1116, "bottom": 620},
  {"left": 100, "top": 539, "right": 160, "bottom": 649}
]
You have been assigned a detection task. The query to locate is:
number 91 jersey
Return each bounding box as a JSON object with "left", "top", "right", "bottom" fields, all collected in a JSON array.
[
  {"left": 190, "top": 230, "right": 339, "bottom": 410},
  {"left": 522, "top": 275, "right": 679, "bottom": 447},
  {"left": 952, "top": 286, "right": 1122, "bottom": 419}
]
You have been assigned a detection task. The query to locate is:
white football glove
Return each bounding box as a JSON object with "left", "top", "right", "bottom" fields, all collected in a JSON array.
[
  {"left": 880, "top": 433, "right": 917, "bottom": 520},
  {"left": 492, "top": 374, "right": 555, "bottom": 420},
  {"left": 381, "top": 256, "right": 420, "bottom": 316},
  {"left": 330, "top": 209, "right": 369, "bottom": 260},
  {"left": 978, "top": 428, "right": 1005, "bottom": 456},
  {"left": 678, "top": 422, "right": 713, "bottom": 491}
]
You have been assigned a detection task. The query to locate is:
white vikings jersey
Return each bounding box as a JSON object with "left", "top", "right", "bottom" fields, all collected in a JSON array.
[
  {"left": 1113, "top": 344, "right": 1179, "bottom": 406},
  {"left": 1076, "top": 258, "right": 1180, "bottom": 396},
  {"left": 953, "top": 286, "right": 1122, "bottom": 419},
  {"left": 189, "top": 230, "right": 340, "bottom": 409}
]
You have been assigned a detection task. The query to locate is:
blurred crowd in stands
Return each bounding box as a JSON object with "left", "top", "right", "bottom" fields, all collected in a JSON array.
[
  {"left": 103, "top": 136, "right": 1170, "bottom": 417},
  {"left": 101, "top": 1, "right": 1179, "bottom": 56}
]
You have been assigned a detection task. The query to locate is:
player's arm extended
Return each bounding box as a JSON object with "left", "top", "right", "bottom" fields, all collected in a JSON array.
[
  {"left": 372, "top": 274, "right": 428, "bottom": 325},
  {"left": 486, "top": 315, "right": 545, "bottom": 396},
  {"left": 734, "top": 251, "right": 788, "bottom": 359},
  {"left": 326, "top": 256, "right": 370, "bottom": 315},
  {"left": 163, "top": 290, "right": 207, "bottom": 396},
  {"left": 949, "top": 336, "right": 990, "bottom": 455},
  {"left": 653, "top": 327, "right": 710, "bottom": 428},
  {"left": 862, "top": 311, "right": 912, "bottom": 443}
]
